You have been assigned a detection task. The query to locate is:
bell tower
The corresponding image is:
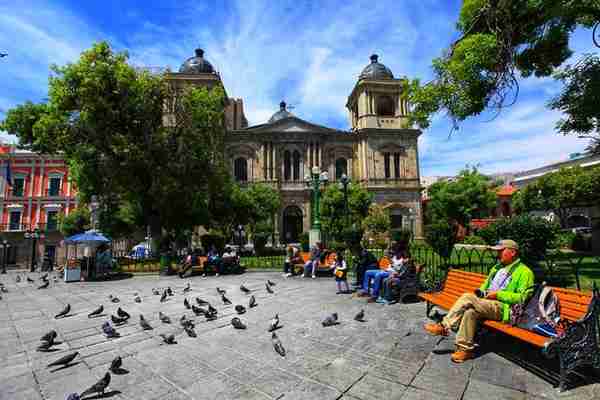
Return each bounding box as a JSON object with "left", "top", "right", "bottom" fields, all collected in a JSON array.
[{"left": 346, "top": 54, "right": 410, "bottom": 131}]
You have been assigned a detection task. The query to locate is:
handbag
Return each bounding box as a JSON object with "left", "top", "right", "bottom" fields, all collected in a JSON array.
[
  {"left": 335, "top": 269, "right": 344, "bottom": 278},
  {"left": 511, "top": 284, "right": 562, "bottom": 334}
]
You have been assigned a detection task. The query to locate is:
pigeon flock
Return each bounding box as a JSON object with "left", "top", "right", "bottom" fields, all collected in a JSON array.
[{"left": 4, "top": 271, "right": 369, "bottom": 400}]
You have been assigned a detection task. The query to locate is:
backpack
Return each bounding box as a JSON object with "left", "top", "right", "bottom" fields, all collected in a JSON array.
[{"left": 511, "top": 284, "right": 562, "bottom": 336}]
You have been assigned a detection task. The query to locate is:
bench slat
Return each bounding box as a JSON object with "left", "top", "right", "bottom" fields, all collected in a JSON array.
[{"left": 483, "top": 321, "right": 549, "bottom": 347}]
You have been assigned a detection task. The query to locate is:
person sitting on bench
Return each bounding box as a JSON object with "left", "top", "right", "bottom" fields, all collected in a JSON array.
[
  {"left": 353, "top": 247, "right": 379, "bottom": 289},
  {"left": 424, "top": 239, "right": 534, "bottom": 363},
  {"left": 303, "top": 242, "right": 322, "bottom": 278},
  {"left": 358, "top": 243, "right": 410, "bottom": 302}
]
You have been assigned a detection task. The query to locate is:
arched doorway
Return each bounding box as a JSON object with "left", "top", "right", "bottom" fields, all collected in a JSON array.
[{"left": 282, "top": 206, "right": 303, "bottom": 244}]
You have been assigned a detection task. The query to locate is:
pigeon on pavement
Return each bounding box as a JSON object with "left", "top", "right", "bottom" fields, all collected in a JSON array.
[
  {"left": 38, "top": 280, "right": 49, "bottom": 289},
  {"left": 249, "top": 295, "right": 257, "bottom": 308},
  {"left": 184, "top": 325, "right": 197, "bottom": 337},
  {"left": 160, "top": 290, "right": 167, "bottom": 303},
  {"left": 117, "top": 307, "right": 130, "bottom": 320},
  {"left": 134, "top": 295, "right": 142, "bottom": 303},
  {"left": 40, "top": 273, "right": 48, "bottom": 281},
  {"left": 109, "top": 295, "right": 120, "bottom": 303},
  {"left": 47, "top": 351, "right": 79, "bottom": 368},
  {"left": 80, "top": 372, "right": 111, "bottom": 398},
  {"left": 354, "top": 309, "right": 365, "bottom": 322},
  {"left": 272, "top": 332, "right": 286, "bottom": 357},
  {"left": 16, "top": 275, "right": 21, "bottom": 282},
  {"left": 267, "top": 280, "right": 276, "bottom": 286},
  {"left": 207, "top": 304, "right": 218, "bottom": 315},
  {"left": 191, "top": 305, "right": 206, "bottom": 316},
  {"left": 184, "top": 298, "right": 191, "bottom": 309},
  {"left": 160, "top": 334, "right": 176, "bottom": 344},
  {"left": 159, "top": 312, "right": 171, "bottom": 324},
  {"left": 221, "top": 294, "right": 232, "bottom": 305},
  {"left": 216, "top": 287, "right": 226, "bottom": 295},
  {"left": 111, "top": 315, "right": 127, "bottom": 325},
  {"left": 55, "top": 304, "right": 71, "bottom": 319},
  {"left": 322, "top": 313, "right": 339, "bottom": 327},
  {"left": 231, "top": 317, "right": 247, "bottom": 329},
  {"left": 196, "top": 297, "right": 209, "bottom": 306},
  {"left": 152, "top": 288, "right": 160, "bottom": 295},
  {"left": 27, "top": 276, "right": 34, "bottom": 283},
  {"left": 103, "top": 322, "right": 120, "bottom": 338},
  {"left": 109, "top": 356, "right": 122, "bottom": 372},
  {"left": 40, "top": 330, "right": 57, "bottom": 344},
  {"left": 183, "top": 283, "right": 191, "bottom": 293},
  {"left": 240, "top": 284, "right": 250, "bottom": 294},
  {"left": 268, "top": 314, "right": 280, "bottom": 332},
  {"left": 88, "top": 305, "right": 103, "bottom": 318},
  {"left": 139, "top": 314, "right": 153, "bottom": 330},
  {"left": 265, "top": 283, "right": 274, "bottom": 294},
  {"left": 167, "top": 287, "right": 173, "bottom": 296},
  {"left": 235, "top": 305, "right": 246, "bottom": 314}
]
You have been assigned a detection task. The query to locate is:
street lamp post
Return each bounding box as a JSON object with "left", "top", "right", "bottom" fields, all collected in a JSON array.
[
  {"left": 24, "top": 229, "right": 45, "bottom": 272},
  {"left": 304, "top": 166, "right": 328, "bottom": 246},
  {"left": 1, "top": 239, "right": 8, "bottom": 274},
  {"left": 339, "top": 174, "right": 351, "bottom": 227}
]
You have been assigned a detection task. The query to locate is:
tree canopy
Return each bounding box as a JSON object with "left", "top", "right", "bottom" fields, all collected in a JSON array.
[
  {"left": 409, "top": 0, "right": 600, "bottom": 152},
  {"left": 320, "top": 183, "right": 373, "bottom": 241}
]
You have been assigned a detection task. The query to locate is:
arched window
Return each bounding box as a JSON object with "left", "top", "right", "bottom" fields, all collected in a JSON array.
[
  {"left": 384, "top": 153, "right": 391, "bottom": 179},
  {"left": 377, "top": 96, "right": 395, "bottom": 116},
  {"left": 335, "top": 158, "right": 348, "bottom": 180},
  {"left": 293, "top": 150, "right": 301, "bottom": 181},
  {"left": 234, "top": 157, "right": 247, "bottom": 182},
  {"left": 284, "top": 150, "right": 291, "bottom": 181}
]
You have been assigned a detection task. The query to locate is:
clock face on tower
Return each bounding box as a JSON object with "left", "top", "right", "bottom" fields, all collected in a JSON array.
[{"left": 594, "top": 22, "right": 600, "bottom": 49}]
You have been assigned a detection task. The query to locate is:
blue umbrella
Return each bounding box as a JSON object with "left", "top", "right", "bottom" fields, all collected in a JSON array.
[{"left": 65, "top": 230, "right": 110, "bottom": 245}]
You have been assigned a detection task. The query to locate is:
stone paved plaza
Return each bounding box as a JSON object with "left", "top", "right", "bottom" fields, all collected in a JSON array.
[{"left": 1, "top": 270, "right": 599, "bottom": 400}]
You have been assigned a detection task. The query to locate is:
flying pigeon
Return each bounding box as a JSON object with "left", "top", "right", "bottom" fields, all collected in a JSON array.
[
  {"left": 196, "top": 297, "right": 209, "bottom": 306},
  {"left": 160, "top": 290, "right": 167, "bottom": 303},
  {"left": 268, "top": 314, "right": 280, "bottom": 332},
  {"left": 109, "top": 295, "right": 120, "bottom": 303},
  {"left": 322, "top": 313, "right": 339, "bottom": 327},
  {"left": 167, "top": 287, "right": 173, "bottom": 296},
  {"left": 40, "top": 330, "right": 57, "bottom": 344},
  {"left": 47, "top": 351, "right": 79, "bottom": 368},
  {"left": 221, "top": 294, "right": 232, "bottom": 305},
  {"left": 111, "top": 315, "right": 127, "bottom": 325},
  {"left": 265, "top": 283, "right": 274, "bottom": 294},
  {"left": 80, "top": 372, "right": 111, "bottom": 398},
  {"left": 183, "top": 283, "right": 191, "bottom": 293},
  {"left": 27, "top": 276, "right": 34, "bottom": 283},
  {"left": 354, "top": 309, "right": 365, "bottom": 322},
  {"left": 235, "top": 305, "right": 246, "bottom": 314},
  {"left": 159, "top": 311, "right": 171, "bottom": 324},
  {"left": 184, "top": 298, "right": 191, "bottom": 309},
  {"left": 272, "top": 332, "right": 286, "bottom": 357},
  {"left": 134, "top": 295, "right": 142, "bottom": 303},
  {"left": 102, "top": 321, "right": 120, "bottom": 338},
  {"left": 38, "top": 281, "right": 49, "bottom": 289},
  {"left": 88, "top": 305, "right": 104, "bottom": 318},
  {"left": 0, "top": 53, "right": 7, "bottom": 58},
  {"left": 160, "top": 334, "right": 176, "bottom": 344},
  {"left": 117, "top": 307, "right": 130, "bottom": 320},
  {"left": 191, "top": 304, "right": 206, "bottom": 316},
  {"left": 249, "top": 295, "right": 257, "bottom": 308},
  {"left": 152, "top": 288, "right": 160, "bottom": 295},
  {"left": 55, "top": 304, "right": 71, "bottom": 319},
  {"left": 240, "top": 284, "right": 250, "bottom": 294},
  {"left": 109, "top": 356, "right": 122, "bottom": 372},
  {"left": 267, "top": 280, "right": 276, "bottom": 286},
  {"left": 16, "top": 275, "right": 21, "bottom": 282},
  {"left": 231, "top": 317, "right": 247, "bottom": 330},
  {"left": 139, "top": 314, "right": 153, "bottom": 330},
  {"left": 216, "top": 287, "right": 226, "bottom": 295},
  {"left": 184, "top": 325, "right": 197, "bottom": 337}
]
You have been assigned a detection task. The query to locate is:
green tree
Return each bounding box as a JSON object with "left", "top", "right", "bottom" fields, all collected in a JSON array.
[
  {"left": 408, "top": 1, "right": 600, "bottom": 152},
  {"left": 321, "top": 183, "right": 373, "bottom": 241},
  {"left": 0, "top": 42, "right": 228, "bottom": 250},
  {"left": 362, "top": 203, "right": 391, "bottom": 234},
  {"left": 59, "top": 206, "right": 90, "bottom": 237},
  {"left": 427, "top": 167, "right": 497, "bottom": 227}
]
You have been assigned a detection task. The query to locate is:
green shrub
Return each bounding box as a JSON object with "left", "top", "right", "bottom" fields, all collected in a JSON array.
[
  {"left": 200, "top": 231, "right": 226, "bottom": 254},
  {"left": 299, "top": 232, "right": 309, "bottom": 252},
  {"left": 425, "top": 220, "right": 458, "bottom": 258},
  {"left": 553, "top": 231, "right": 576, "bottom": 249},
  {"left": 327, "top": 240, "right": 347, "bottom": 252},
  {"left": 461, "top": 235, "right": 487, "bottom": 245},
  {"left": 477, "top": 215, "right": 560, "bottom": 265},
  {"left": 392, "top": 229, "right": 412, "bottom": 245}
]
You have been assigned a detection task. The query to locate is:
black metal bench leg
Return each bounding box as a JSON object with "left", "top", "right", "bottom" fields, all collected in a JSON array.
[
  {"left": 426, "top": 301, "right": 433, "bottom": 319},
  {"left": 559, "top": 351, "right": 567, "bottom": 392}
]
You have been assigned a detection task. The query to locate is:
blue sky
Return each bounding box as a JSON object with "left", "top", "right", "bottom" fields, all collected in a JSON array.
[{"left": 0, "top": 0, "right": 595, "bottom": 176}]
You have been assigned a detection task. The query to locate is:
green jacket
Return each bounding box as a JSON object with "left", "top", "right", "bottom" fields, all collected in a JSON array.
[{"left": 480, "top": 259, "right": 535, "bottom": 323}]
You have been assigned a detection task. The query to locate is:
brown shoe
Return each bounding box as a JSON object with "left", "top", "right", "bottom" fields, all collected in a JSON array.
[
  {"left": 451, "top": 349, "right": 475, "bottom": 363},
  {"left": 423, "top": 323, "right": 448, "bottom": 337}
]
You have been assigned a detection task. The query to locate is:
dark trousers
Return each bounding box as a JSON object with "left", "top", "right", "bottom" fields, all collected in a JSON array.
[{"left": 354, "top": 263, "right": 379, "bottom": 286}]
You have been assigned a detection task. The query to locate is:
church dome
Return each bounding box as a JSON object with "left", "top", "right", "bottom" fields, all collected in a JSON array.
[
  {"left": 179, "top": 48, "right": 215, "bottom": 74},
  {"left": 268, "top": 101, "right": 293, "bottom": 123},
  {"left": 359, "top": 54, "right": 394, "bottom": 80}
]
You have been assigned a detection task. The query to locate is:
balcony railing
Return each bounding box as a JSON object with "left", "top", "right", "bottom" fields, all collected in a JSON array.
[
  {"left": 10, "top": 189, "right": 24, "bottom": 197},
  {"left": 45, "top": 188, "right": 63, "bottom": 197},
  {"left": 0, "top": 223, "right": 59, "bottom": 233},
  {"left": 0, "top": 223, "right": 29, "bottom": 232}
]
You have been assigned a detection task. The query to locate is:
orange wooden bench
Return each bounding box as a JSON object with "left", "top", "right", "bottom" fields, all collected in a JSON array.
[
  {"left": 175, "top": 256, "right": 208, "bottom": 275},
  {"left": 293, "top": 251, "right": 337, "bottom": 275},
  {"left": 419, "top": 268, "right": 600, "bottom": 391}
]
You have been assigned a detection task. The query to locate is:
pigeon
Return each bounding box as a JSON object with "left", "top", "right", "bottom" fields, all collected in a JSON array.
[
  {"left": 235, "top": 305, "right": 246, "bottom": 314},
  {"left": 249, "top": 295, "right": 257, "bottom": 308},
  {"left": 205, "top": 313, "right": 217, "bottom": 321},
  {"left": 47, "top": 351, "right": 79, "bottom": 368},
  {"left": 267, "top": 280, "right": 276, "bottom": 287},
  {"left": 265, "top": 283, "right": 274, "bottom": 294},
  {"left": 139, "top": 314, "right": 153, "bottom": 330},
  {"left": 66, "top": 393, "right": 80, "bottom": 400},
  {"left": 268, "top": 314, "right": 280, "bottom": 332},
  {"left": 322, "top": 313, "right": 339, "bottom": 327},
  {"left": 152, "top": 288, "right": 160, "bottom": 295},
  {"left": 167, "top": 287, "right": 173, "bottom": 296},
  {"left": 27, "top": 276, "right": 34, "bottom": 283},
  {"left": 134, "top": 295, "right": 142, "bottom": 303},
  {"left": 55, "top": 304, "right": 71, "bottom": 319},
  {"left": 40, "top": 330, "right": 57, "bottom": 343},
  {"left": 240, "top": 284, "right": 250, "bottom": 294},
  {"left": 88, "top": 305, "right": 104, "bottom": 318},
  {"left": 354, "top": 309, "right": 365, "bottom": 322},
  {"left": 80, "top": 372, "right": 111, "bottom": 398},
  {"left": 160, "top": 333, "right": 176, "bottom": 344},
  {"left": 160, "top": 290, "right": 167, "bottom": 303},
  {"left": 0, "top": 285, "right": 7, "bottom": 293},
  {"left": 183, "top": 283, "right": 191, "bottom": 293},
  {"left": 221, "top": 294, "right": 232, "bottom": 305},
  {"left": 180, "top": 315, "right": 194, "bottom": 328},
  {"left": 184, "top": 325, "right": 197, "bottom": 337},
  {"left": 0, "top": 53, "right": 7, "bottom": 58},
  {"left": 272, "top": 332, "right": 286, "bottom": 357},
  {"left": 184, "top": 298, "right": 191, "bottom": 309},
  {"left": 158, "top": 311, "right": 171, "bottom": 324},
  {"left": 109, "top": 295, "right": 120, "bottom": 303},
  {"left": 40, "top": 273, "right": 48, "bottom": 281},
  {"left": 111, "top": 315, "right": 127, "bottom": 325},
  {"left": 191, "top": 304, "right": 206, "bottom": 316},
  {"left": 53, "top": 276, "right": 58, "bottom": 283},
  {"left": 117, "top": 307, "right": 130, "bottom": 320},
  {"left": 16, "top": 275, "right": 21, "bottom": 282},
  {"left": 102, "top": 322, "right": 120, "bottom": 338},
  {"left": 231, "top": 317, "right": 247, "bottom": 329},
  {"left": 216, "top": 287, "right": 226, "bottom": 295},
  {"left": 38, "top": 280, "right": 49, "bottom": 289},
  {"left": 109, "top": 356, "right": 122, "bottom": 372},
  {"left": 207, "top": 304, "right": 218, "bottom": 315}
]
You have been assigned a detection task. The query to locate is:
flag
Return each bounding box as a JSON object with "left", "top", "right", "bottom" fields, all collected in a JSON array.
[{"left": 4, "top": 158, "right": 11, "bottom": 187}]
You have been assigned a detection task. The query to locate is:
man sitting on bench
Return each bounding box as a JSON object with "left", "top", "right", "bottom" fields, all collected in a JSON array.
[{"left": 424, "top": 239, "right": 534, "bottom": 363}]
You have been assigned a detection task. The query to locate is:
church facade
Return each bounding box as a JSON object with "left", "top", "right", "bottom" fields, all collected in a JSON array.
[{"left": 170, "top": 49, "right": 423, "bottom": 244}]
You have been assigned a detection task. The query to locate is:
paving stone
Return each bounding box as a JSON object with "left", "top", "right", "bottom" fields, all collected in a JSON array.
[
  {"left": 347, "top": 374, "right": 407, "bottom": 400},
  {"left": 310, "top": 356, "right": 367, "bottom": 392}
]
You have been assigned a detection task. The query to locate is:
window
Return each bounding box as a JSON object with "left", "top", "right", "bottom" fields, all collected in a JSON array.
[
  {"left": 234, "top": 157, "right": 247, "bottom": 182},
  {"left": 390, "top": 213, "right": 403, "bottom": 230},
  {"left": 12, "top": 177, "right": 24, "bottom": 197},
  {"left": 377, "top": 96, "right": 395, "bottom": 116},
  {"left": 384, "top": 153, "right": 391, "bottom": 179},
  {"left": 48, "top": 177, "right": 61, "bottom": 196},
  {"left": 293, "top": 151, "right": 301, "bottom": 181},
  {"left": 46, "top": 211, "right": 58, "bottom": 231},
  {"left": 283, "top": 151, "right": 291, "bottom": 181},
  {"left": 335, "top": 158, "right": 348, "bottom": 180},
  {"left": 393, "top": 153, "right": 400, "bottom": 178},
  {"left": 9, "top": 211, "right": 21, "bottom": 231}
]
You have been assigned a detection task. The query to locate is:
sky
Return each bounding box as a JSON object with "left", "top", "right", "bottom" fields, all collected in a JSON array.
[{"left": 0, "top": 0, "right": 596, "bottom": 177}]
